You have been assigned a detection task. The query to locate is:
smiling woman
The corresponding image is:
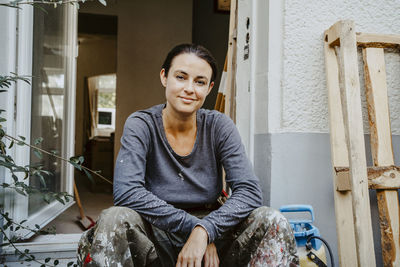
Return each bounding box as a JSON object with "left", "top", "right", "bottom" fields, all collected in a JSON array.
[{"left": 77, "top": 44, "right": 299, "bottom": 267}]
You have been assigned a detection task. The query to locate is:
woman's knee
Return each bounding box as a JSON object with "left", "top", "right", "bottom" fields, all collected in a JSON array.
[
  {"left": 248, "top": 206, "right": 292, "bottom": 231},
  {"left": 97, "top": 206, "right": 143, "bottom": 230}
]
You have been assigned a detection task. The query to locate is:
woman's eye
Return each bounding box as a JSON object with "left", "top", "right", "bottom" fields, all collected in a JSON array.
[
  {"left": 196, "top": 80, "right": 206, "bottom": 85},
  {"left": 176, "top": 75, "right": 184, "bottom": 80}
]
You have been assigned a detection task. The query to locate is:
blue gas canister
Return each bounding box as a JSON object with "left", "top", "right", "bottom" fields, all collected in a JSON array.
[{"left": 280, "top": 205, "right": 327, "bottom": 267}]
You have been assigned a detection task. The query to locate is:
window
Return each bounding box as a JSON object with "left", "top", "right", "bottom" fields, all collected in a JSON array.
[{"left": 3, "top": 3, "right": 78, "bottom": 240}]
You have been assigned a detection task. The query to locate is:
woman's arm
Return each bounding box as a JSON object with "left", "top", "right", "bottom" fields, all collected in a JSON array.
[
  {"left": 113, "top": 115, "right": 202, "bottom": 234},
  {"left": 198, "top": 114, "right": 263, "bottom": 243}
]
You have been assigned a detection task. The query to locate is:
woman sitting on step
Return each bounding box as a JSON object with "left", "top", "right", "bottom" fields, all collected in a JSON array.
[{"left": 77, "top": 43, "right": 299, "bottom": 267}]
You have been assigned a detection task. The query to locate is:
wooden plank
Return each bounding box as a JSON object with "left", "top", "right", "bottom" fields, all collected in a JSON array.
[
  {"left": 325, "top": 21, "right": 341, "bottom": 47},
  {"left": 214, "top": 55, "right": 228, "bottom": 112},
  {"left": 337, "top": 20, "right": 376, "bottom": 266},
  {"left": 357, "top": 33, "right": 400, "bottom": 48},
  {"left": 363, "top": 47, "right": 400, "bottom": 266},
  {"left": 335, "top": 166, "right": 400, "bottom": 190},
  {"left": 324, "top": 25, "right": 358, "bottom": 266},
  {"left": 363, "top": 48, "right": 394, "bottom": 165},
  {"left": 224, "top": 0, "right": 237, "bottom": 121}
]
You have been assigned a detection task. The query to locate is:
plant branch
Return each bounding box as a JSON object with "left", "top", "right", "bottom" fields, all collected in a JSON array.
[
  {"left": 0, "top": 227, "right": 56, "bottom": 266},
  {"left": 3, "top": 134, "right": 113, "bottom": 185}
]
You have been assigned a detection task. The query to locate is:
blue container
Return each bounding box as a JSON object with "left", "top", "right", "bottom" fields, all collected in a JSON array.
[{"left": 279, "top": 205, "right": 322, "bottom": 251}]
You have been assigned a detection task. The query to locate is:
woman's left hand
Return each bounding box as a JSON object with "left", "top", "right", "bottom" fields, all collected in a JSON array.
[
  {"left": 176, "top": 226, "right": 208, "bottom": 267},
  {"left": 203, "top": 243, "right": 219, "bottom": 267}
]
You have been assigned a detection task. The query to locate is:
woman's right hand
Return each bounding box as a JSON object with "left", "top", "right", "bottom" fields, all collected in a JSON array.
[{"left": 176, "top": 226, "right": 208, "bottom": 267}]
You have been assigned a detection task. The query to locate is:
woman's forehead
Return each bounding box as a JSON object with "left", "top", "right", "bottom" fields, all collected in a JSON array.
[{"left": 170, "top": 53, "right": 212, "bottom": 78}]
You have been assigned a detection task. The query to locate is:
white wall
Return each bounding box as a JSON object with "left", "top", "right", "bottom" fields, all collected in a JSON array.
[
  {"left": 269, "top": 0, "right": 400, "bottom": 134},
  {"left": 235, "top": 0, "right": 252, "bottom": 154}
]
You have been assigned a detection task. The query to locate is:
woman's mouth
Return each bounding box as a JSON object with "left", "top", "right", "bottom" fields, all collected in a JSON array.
[{"left": 179, "top": 96, "right": 196, "bottom": 103}]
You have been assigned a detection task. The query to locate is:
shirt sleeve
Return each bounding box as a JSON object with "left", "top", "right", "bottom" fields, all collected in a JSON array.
[
  {"left": 199, "top": 113, "right": 263, "bottom": 243},
  {"left": 113, "top": 115, "right": 202, "bottom": 235}
]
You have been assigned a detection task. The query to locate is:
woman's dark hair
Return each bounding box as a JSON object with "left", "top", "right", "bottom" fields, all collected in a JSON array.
[{"left": 161, "top": 44, "right": 218, "bottom": 84}]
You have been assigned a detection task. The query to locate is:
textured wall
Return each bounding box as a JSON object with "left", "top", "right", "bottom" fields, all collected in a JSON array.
[{"left": 279, "top": 0, "right": 400, "bottom": 133}]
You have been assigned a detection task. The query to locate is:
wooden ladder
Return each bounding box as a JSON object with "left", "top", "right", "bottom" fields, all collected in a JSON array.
[{"left": 325, "top": 20, "right": 400, "bottom": 267}]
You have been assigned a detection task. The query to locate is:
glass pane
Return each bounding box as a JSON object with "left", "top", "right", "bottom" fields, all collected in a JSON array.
[
  {"left": 29, "top": 5, "right": 68, "bottom": 216},
  {"left": 96, "top": 73, "right": 116, "bottom": 109},
  {"left": 89, "top": 74, "right": 116, "bottom": 137}
]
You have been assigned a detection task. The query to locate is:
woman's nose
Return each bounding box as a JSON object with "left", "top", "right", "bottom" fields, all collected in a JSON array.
[{"left": 184, "top": 81, "right": 195, "bottom": 93}]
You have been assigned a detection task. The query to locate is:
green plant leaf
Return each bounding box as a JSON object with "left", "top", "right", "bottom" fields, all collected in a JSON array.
[
  {"left": 43, "top": 193, "right": 50, "bottom": 203},
  {"left": 15, "top": 188, "right": 26, "bottom": 196},
  {"left": 67, "top": 262, "right": 74, "bottom": 266},
  {"left": 18, "top": 135, "right": 25, "bottom": 141},
  {"left": 54, "top": 259, "right": 59, "bottom": 265},
  {"left": 34, "top": 137, "right": 43, "bottom": 145},
  {"left": 45, "top": 257, "right": 51, "bottom": 263},
  {"left": 54, "top": 195, "right": 65, "bottom": 205},
  {"left": 38, "top": 174, "right": 46, "bottom": 188},
  {"left": 0, "top": 117, "right": 6, "bottom": 122},
  {"left": 33, "top": 149, "right": 43, "bottom": 159},
  {"left": 35, "top": 224, "right": 40, "bottom": 229},
  {"left": 83, "top": 168, "right": 94, "bottom": 184},
  {"left": 70, "top": 161, "right": 82, "bottom": 171},
  {"left": 8, "top": 140, "right": 14, "bottom": 149}
]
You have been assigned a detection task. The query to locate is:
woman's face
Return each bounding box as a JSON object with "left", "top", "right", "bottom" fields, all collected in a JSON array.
[{"left": 160, "top": 53, "right": 214, "bottom": 116}]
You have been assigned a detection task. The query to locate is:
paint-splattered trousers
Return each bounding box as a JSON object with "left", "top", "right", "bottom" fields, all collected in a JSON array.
[{"left": 77, "top": 206, "right": 299, "bottom": 267}]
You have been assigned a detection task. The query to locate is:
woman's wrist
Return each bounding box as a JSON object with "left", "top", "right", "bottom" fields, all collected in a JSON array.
[{"left": 192, "top": 225, "right": 208, "bottom": 242}]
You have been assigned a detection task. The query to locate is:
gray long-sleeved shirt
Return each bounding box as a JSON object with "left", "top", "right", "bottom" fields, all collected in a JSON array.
[{"left": 113, "top": 104, "right": 262, "bottom": 243}]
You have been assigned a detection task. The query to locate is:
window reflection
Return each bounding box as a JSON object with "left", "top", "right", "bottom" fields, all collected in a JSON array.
[{"left": 29, "top": 4, "right": 67, "bottom": 216}]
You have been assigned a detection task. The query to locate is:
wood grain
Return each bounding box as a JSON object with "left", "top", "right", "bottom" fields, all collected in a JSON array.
[
  {"left": 357, "top": 33, "right": 400, "bottom": 48},
  {"left": 324, "top": 20, "right": 357, "bottom": 267},
  {"left": 363, "top": 47, "right": 400, "bottom": 267},
  {"left": 337, "top": 20, "right": 376, "bottom": 266}
]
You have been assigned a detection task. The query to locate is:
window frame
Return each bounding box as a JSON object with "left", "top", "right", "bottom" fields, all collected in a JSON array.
[{"left": 2, "top": 2, "right": 78, "bottom": 243}]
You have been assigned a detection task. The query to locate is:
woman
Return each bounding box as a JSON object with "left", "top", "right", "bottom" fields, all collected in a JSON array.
[{"left": 78, "top": 44, "right": 299, "bottom": 267}]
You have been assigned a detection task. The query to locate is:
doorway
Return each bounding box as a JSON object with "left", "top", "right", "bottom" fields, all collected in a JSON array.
[{"left": 46, "top": 0, "right": 229, "bottom": 235}]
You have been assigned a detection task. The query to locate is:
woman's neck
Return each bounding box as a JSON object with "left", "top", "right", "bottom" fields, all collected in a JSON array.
[{"left": 162, "top": 105, "right": 196, "bottom": 134}]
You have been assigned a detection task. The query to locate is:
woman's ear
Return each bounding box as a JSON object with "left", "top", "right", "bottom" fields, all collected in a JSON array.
[
  {"left": 207, "top": 81, "right": 214, "bottom": 96},
  {"left": 160, "top": 69, "right": 167, "bottom": 87}
]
